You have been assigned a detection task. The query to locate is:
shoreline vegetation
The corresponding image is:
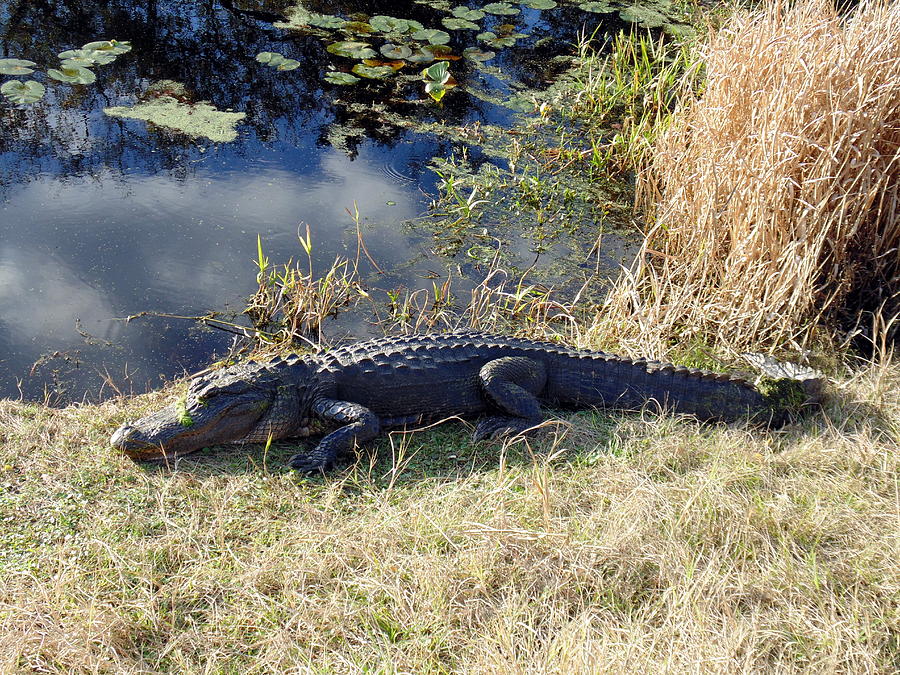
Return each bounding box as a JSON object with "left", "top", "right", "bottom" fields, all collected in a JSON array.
[{"left": 1, "top": 0, "right": 898, "bottom": 671}]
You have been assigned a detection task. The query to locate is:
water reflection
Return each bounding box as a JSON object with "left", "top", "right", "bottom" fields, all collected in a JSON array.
[{"left": 0, "top": 0, "right": 622, "bottom": 401}]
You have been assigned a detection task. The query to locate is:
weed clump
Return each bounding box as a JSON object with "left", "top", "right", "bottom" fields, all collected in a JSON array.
[{"left": 608, "top": 0, "right": 900, "bottom": 352}]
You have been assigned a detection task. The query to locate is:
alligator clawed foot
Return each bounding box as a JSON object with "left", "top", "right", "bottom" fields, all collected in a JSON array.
[
  {"left": 473, "top": 416, "right": 539, "bottom": 443},
  {"left": 288, "top": 452, "right": 333, "bottom": 474}
]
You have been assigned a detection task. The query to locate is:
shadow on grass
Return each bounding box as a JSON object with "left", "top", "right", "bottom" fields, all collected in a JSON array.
[{"left": 133, "top": 410, "right": 627, "bottom": 488}]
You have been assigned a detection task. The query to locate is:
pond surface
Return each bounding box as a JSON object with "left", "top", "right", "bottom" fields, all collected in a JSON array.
[{"left": 0, "top": 0, "right": 670, "bottom": 402}]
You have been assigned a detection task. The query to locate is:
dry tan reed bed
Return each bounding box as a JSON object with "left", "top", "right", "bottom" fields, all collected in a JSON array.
[
  {"left": 0, "top": 358, "right": 897, "bottom": 673},
  {"left": 609, "top": 0, "right": 900, "bottom": 351}
]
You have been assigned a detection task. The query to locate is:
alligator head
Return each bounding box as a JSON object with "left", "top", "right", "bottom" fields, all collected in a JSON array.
[{"left": 111, "top": 356, "right": 315, "bottom": 460}]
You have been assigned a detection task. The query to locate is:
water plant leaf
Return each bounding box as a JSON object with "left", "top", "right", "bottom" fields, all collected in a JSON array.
[
  {"left": 618, "top": 5, "right": 667, "bottom": 27},
  {"left": 83, "top": 39, "right": 131, "bottom": 55},
  {"left": 342, "top": 21, "right": 375, "bottom": 35},
  {"left": 477, "top": 31, "right": 520, "bottom": 48},
  {"left": 363, "top": 58, "right": 406, "bottom": 71},
  {"left": 423, "top": 61, "right": 451, "bottom": 84},
  {"left": 1, "top": 79, "right": 45, "bottom": 104},
  {"left": 578, "top": 1, "right": 613, "bottom": 12},
  {"left": 425, "top": 45, "right": 459, "bottom": 60},
  {"left": 406, "top": 49, "right": 436, "bottom": 64},
  {"left": 425, "top": 81, "right": 447, "bottom": 102},
  {"left": 276, "top": 58, "right": 301, "bottom": 71},
  {"left": 58, "top": 49, "right": 117, "bottom": 65},
  {"left": 323, "top": 71, "right": 360, "bottom": 85},
  {"left": 452, "top": 6, "right": 485, "bottom": 20},
  {"left": 523, "top": 0, "right": 557, "bottom": 8},
  {"left": 380, "top": 43, "right": 413, "bottom": 59},
  {"left": 369, "top": 16, "right": 424, "bottom": 34},
  {"left": 443, "top": 18, "right": 481, "bottom": 30},
  {"left": 351, "top": 63, "right": 395, "bottom": 79},
  {"left": 411, "top": 29, "right": 451, "bottom": 45},
  {"left": 46, "top": 64, "right": 97, "bottom": 84},
  {"left": 462, "top": 47, "right": 496, "bottom": 62},
  {"left": 483, "top": 2, "right": 520, "bottom": 15},
  {"left": 256, "top": 52, "right": 286, "bottom": 66},
  {"left": 307, "top": 13, "right": 346, "bottom": 29},
  {"left": 104, "top": 95, "right": 246, "bottom": 142},
  {"left": 326, "top": 41, "right": 377, "bottom": 59},
  {"left": 0, "top": 58, "right": 37, "bottom": 75}
]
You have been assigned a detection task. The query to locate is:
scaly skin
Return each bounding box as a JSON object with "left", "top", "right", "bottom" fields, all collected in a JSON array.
[{"left": 111, "top": 332, "right": 786, "bottom": 472}]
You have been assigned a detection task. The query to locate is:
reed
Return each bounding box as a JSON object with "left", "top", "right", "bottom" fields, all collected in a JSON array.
[{"left": 605, "top": 0, "right": 900, "bottom": 353}]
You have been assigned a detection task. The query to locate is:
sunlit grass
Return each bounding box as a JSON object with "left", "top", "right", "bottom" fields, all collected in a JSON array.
[{"left": 1, "top": 356, "right": 897, "bottom": 672}]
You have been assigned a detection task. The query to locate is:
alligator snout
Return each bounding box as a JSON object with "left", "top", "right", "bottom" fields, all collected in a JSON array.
[{"left": 111, "top": 422, "right": 171, "bottom": 459}]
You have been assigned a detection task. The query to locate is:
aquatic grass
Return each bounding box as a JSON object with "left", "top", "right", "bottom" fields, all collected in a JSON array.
[
  {"left": 563, "top": 28, "right": 704, "bottom": 175},
  {"left": 246, "top": 228, "right": 366, "bottom": 346},
  {"left": 605, "top": 0, "right": 900, "bottom": 352}
]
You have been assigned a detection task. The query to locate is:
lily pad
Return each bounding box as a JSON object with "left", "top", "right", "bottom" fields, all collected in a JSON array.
[
  {"left": 483, "top": 2, "right": 520, "bottom": 15},
  {"left": 523, "top": 0, "right": 557, "bottom": 7},
  {"left": 83, "top": 40, "right": 131, "bottom": 55},
  {"left": 462, "top": 47, "right": 496, "bottom": 62},
  {"left": 1, "top": 79, "right": 45, "bottom": 104},
  {"left": 411, "top": 29, "right": 451, "bottom": 45},
  {"left": 257, "top": 51, "right": 300, "bottom": 71},
  {"left": 351, "top": 63, "right": 395, "bottom": 79},
  {"left": 443, "top": 17, "right": 480, "bottom": 30},
  {"left": 307, "top": 13, "right": 346, "bottom": 29},
  {"left": 58, "top": 48, "right": 116, "bottom": 65},
  {"left": 477, "top": 31, "right": 521, "bottom": 48},
  {"left": 47, "top": 64, "right": 97, "bottom": 84},
  {"left": 369, "top": 15, "right": 424, "bottom": 34},
  {"left": 618, "top": 5, "right": 667, "bottom": 27},
  {"left": 256, "top": 52, "right": 287, "bottom": 66},
  {"left": 324, "top": 71, "right": 361, "bottom": 85},
  {"left": 0, "top": 58, "right": 37, "bottom": 75},
  {"left": 578, "top": 2, "right": 613, "bottom": 13},
  {"left": 380, "top": 43, "right": 413, "bottom": 59},
  {"left": 342, "top": 21, "right": 375, "bottom": 35},
  {"left": 406, "top": 49, "right": 436, "bottom": 64},
  {"left": 326, "top": 41, "right": 377, "bottom": 59},
  {"left": 452, "top": 7, "right": 485, "bottom": 20}
]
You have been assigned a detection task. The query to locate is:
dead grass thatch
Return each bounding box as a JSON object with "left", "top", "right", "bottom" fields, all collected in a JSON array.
[{"left": 605, "top": 0, "right": 900, "bottom": 353}]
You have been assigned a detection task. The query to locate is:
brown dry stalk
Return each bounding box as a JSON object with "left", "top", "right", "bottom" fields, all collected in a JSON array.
[{"left": 608, "top": 0, "right": 900, "bottom": 353}]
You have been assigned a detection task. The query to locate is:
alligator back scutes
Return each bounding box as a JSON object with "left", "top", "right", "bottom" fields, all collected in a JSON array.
[{"left": 316, "top": 332, "right": 756, "bottom": 389}]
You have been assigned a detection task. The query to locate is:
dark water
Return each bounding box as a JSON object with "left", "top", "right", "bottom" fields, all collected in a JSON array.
[{"left": 0, "top": 0, "right": 624, "bottom": 402}]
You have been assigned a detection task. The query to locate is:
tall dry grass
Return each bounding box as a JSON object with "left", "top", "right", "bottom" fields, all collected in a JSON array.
[{"left": 604, "top": 0, "right": 900, "bottom": 353}]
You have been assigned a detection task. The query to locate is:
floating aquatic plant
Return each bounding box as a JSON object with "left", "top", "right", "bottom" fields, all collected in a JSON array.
[
  {"left": 422, "top": 60, "right": 455, "bottom": 102},
  {"left": 483, "top": 2, "right": 520, "bottom": 15},
  {"left": 443, "top": 17, "right": 481, "bottom": 30},
  {"left": 0, "top": 39, "right": 130, "bottom": 105},
  {"left": 411, "top": 29, "right": 452, "bottom": 45},
  {"left": 256, "top": 51, "right": 301, "bottom": 71},
  {"left": 452, "top": 7, "right": 485, "bottom": 20},
  {"left": 326, "top": 41, "right": 377, "bottom": 59},
  {"left": 0, "top": 58, "right": 37, "bottom": 75},
  {"left": 323, "top": 71, "right": 361, "bottom": 85},
  {"left": 0, "top": 80, "right": 45, "bottom": 104}
]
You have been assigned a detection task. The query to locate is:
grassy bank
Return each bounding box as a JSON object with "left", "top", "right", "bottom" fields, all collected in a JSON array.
[{"left": 1, "top": 357, "right": 898, "bottom": 672}]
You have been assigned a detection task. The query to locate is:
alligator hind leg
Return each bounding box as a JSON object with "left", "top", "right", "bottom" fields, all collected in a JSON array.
[
  {"left": 474, "top": 356, "right": 547, "bottom": 441},
  {"left": 289, "top": 398, "right": 381, "bottom": 473}
]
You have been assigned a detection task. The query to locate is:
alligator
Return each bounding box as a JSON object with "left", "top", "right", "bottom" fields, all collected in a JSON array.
[{"left": 111, "top": 332, "right": 817, "bottom": 472}]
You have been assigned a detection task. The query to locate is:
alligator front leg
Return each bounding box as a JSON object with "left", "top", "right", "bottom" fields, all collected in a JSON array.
[
  {"left": 289, "top": 398, "right": 381, "bottom": 473},
  {"left": 474, "top": 356, "right": 547, "bottom": 441}
]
